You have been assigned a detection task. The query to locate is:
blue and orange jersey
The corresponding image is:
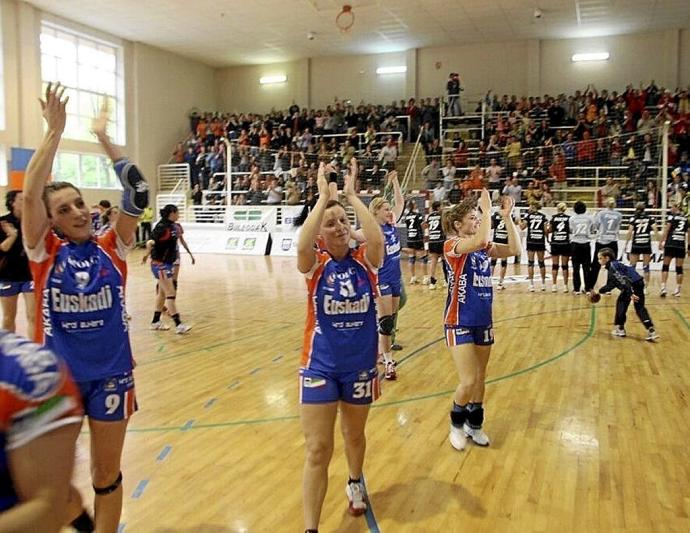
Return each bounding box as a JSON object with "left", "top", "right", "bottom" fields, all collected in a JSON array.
[
  {"left": 26, "top": 229, "right": 133, "bottom": 382},
  {"left": 0, "top": 331, "right": 83, "bottom": 511},
  {"left": 301, "top": 246, "right": 379, "bottom": 373},
  {"left": 378, "top": 223, "right": 401, "bottom": 284},
  {"left": 443, "top": 238, "right": 493, "bottom": 327}
]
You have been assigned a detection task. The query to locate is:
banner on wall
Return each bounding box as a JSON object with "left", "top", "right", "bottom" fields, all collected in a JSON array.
[
  {"left": 270, "top": 229, "right": 301, "bottom": 257},
  {"left": 182, "top": 224, "right": 270, "bottom": 255},
  {"left": 224, "top": 207, "right": 277, "bottom": 232}
]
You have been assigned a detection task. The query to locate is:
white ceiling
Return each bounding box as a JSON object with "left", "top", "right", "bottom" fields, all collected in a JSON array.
[{"left": 26, "top": 0, "right": 690, "bottom": 67}]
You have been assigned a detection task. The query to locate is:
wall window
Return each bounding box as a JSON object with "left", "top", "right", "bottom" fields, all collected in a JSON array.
[
  {"left": 40, "top": 22, "right": 125, "bottom": 145},
  {"left": 53, "top": 152, "right": 120, "bottom": 190}
]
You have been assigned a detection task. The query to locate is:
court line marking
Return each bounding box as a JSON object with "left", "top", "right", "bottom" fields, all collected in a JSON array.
[
  {"left": 131, "top": 479, "right": 149, "bottom": 499},
  {"left": 362, "top": 474, "right": 381, "bottom": 533},
  {"left": 124, "top": 306, "right": 598, "bottom": 433},
  {"left": 156, "top": 445, "right": 172, "bottom": 462},
  {"left": 181, "top": 419, "right": 195, "bottom": 431},
  {"left": 249, "top": 367, "right": 262, "bottom": 375},
  {"left": 673, "top": 308, "right": 690, "bottom": 331},
  {"left": 203, "top": 398, "right": 217, "bottom": 409}
]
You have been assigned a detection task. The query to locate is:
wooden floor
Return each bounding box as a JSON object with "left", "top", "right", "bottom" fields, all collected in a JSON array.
[{"left": 33, "top": 251, "right": 689, "bottom": 532}]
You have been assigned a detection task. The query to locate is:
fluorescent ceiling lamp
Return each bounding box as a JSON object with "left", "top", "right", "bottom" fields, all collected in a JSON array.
[
  {"left": 571, "top": 52, "right": 610, "bottom": 62},
  {"left": 376, "top": 66, "right": 407, "bottom": 74},
  {"left": 259, "top": 74, "right": 287, "bottom": 84}
]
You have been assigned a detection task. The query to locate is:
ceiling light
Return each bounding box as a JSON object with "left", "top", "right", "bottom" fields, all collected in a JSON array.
[
  {"left": 259, "top": 75, "right": 287, "bottom": 84},
  {"left": 376, "top": 66, "right": 407, "bottom": 75},
  {"left": 571, "top": 52, "right": 610, "bottom": 62}
]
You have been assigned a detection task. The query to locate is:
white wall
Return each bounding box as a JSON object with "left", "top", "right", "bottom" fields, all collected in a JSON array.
[{"left": 680, "top": 29, "right": 690, "bottom": 87}]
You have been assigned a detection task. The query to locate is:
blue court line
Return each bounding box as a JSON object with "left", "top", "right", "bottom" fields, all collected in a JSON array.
[
  {"left": 156, "top": 445, "right": 172, "bottom": 462},
  {"left": 181, "top": 419, "right": 195, "bottom": 431},
  {"left": 272, "top": 355, "right": 283, "bottom": 362},
  {"left": 362, "top": 474, "right": 380, "bottom": 533},
  {"left": 227, "top": 380, "right": 240, "bottom": 390},
  {"left": 117, "top": 524, "right": 126, "bottom": 533},
  {"left": 249, "top": 367, "right": 262, "bottom": 375},
  {"left": 131, "top": 480, "right": 148, "bottom": 499},
  {"left": 204, "top": 398, "right": 217, "bottom": 409}
]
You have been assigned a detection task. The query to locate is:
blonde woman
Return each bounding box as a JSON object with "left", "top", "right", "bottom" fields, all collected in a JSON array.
[{"left": 443, "top": 190, "right": 520, "bottom": 450}]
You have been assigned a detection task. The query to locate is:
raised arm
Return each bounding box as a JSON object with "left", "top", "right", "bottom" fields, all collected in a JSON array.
[
  {"left": 453, "top": 189, "right": 492, "bottom": 254},
  {"left": 490, "top": 196, "right": 520, "bottom": 258},
  {"left": 345, "top": 159, "right": 383, "bottom": 266},
  {"left": 388, "top": 171, "right": 404, "bottom": 222},
  {"left": 22, "top": 83, "right": 68, "bottom": 249},
  {"left": 297, "top": 163, "right": 329, "bottom": 273},
  {"left": 91, "top": 101, "right": 149, "bottom": 246}
]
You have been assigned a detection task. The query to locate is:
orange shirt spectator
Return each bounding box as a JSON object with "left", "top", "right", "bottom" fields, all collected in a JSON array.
[
  {"left": 462, "top": 165, "right": 484, "bottom": 191},
  {"left": 196, "top": 119, "right": 207, "bottom": 138},
  {"left": 550, "top": 153, "right": 566, "bottom": 184}
]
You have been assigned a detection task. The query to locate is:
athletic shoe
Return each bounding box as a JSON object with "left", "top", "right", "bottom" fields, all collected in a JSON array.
[
  {"left": 422, "top": 276, "right": 430, "bottom": 285},
  {"left": 673, "top": 287, "right": 681, "bottom": 297},
  {"left": 384, "top": 361, "right": 397, "bottom": 380},
  {"left": 528, "top": 283, "right": 535, "bottom": 292},
  {"left": 345, "top": 480, "right": 367, "bottom": 516},
  {"left": 463, "top": 422, "right": 491, "bottom": 446},
  {"left": 441, "top": 280, "right": 448, "bottom": 288},
  {"left": 429, "top": 283, "right": 437, "bottom": 290},
  {"left": 496, "top": 282, "right": 504, "bottom": 291},
  {"left": 660, "top": 287, "right": 667, "bottom": 298},
  {"left": 409, "top": 276, "right": 418, "bottom": 285},
  {"left": 541, "top": 285, "right": 546, "bottom": 292},
  {"left": 449, "top": 424, "right": 467, "bottom": 451},
  {"left": 150, "top": 321, "right": 170, "bottom": 331},
  {"left": 585, "top": 291, "right": 592, "bottom": 297},
  {"left": 551, "top": 285, "right": 558, "bottom": 293},
  {"left": 611, "top": 327, "right": 626, "bottom": 337},
  {"left": 563, "top": 287, "right": 569, "bottom": 293},
  {"left": 646, "top": 328, "right": 660, "bottom": 341},
  {"left": 644, "top": 288, "right": 649, "bottom": 296},
  {"left": 391, "top": 343, "right": 403, "bottom": 351},
  {"left": 175, "top": 323, "right": 192, "bottom": 335}
]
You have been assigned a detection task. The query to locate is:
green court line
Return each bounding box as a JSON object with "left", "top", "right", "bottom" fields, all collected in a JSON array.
[
  {"left": 123, "top": 306, "right": 597, "bottom": 433},
  {"left": 673, "top": 308, "right": 690, "bottom": 331}
]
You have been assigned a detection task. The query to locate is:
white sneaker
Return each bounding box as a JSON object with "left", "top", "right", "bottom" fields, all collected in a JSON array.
[
  {"left": 541, "top": 285, "right": 546, "bottom": 292},
  {"left": 463, "top": 422, "right": 491, "bottom": 446},
  {"left": 660, "top": 287, "right": 667, "bottom": 298},
  {"left": 384, "top": 361, "right": 397, "bottom": 380},
  {"left": 449, "top": 424, "right": 467, "bottom": 451},
  {"left": 150, "top": 321, "right": 170, "bottom": 330},
  {"left": 175, "top": 323, "right": 192, "bottom": 335},
  {"left": 611, "top": 327, "right": 626, "bottom": 337},
  {"left": 646, "top": 328, "right": 660, "bottom": 342},
  {"left": 528, "top": 283, "right": 535, "bottom": 292},
  {"left": 551, "top": 285, "right": 558, "bottom": 293},
  {"left": 345, "top": 481, "right": 367, "bottom": 516},
  {"left": 442, "top": 280, "right": 448, "bottom": 288},
  {"left": 563, "top": 287, "right": 569, "bottom": 293},
  {"left": 673, "top": 287, "right": 681, "bottom": 297},
  {"left": 409, "top": 276, "right": 418, "bottom": 285},
  {"left": 496, "top": 282, "right": 504, "bottom": 291},
  {"left": 422, "top": 276, "right": 430, "bottom": 285},
  {"left": 429, "top": 283, "right": 437, "bottom": 290}
]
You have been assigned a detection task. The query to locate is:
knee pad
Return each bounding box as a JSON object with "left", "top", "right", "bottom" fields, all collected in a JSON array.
[
  {"left": 676, "top": 266, "right": 684, "bottom": 275},
  {"left": 662, "top": 264, "right": 670, "bottom": 272},
  {"left": 500, "top": 259, "right": 508, "bottom": 268},
  {"left": 538, "top": 261, "right": 546, "bottom": 268},
  {"left": 378, "top": 315, "right": 395, "bottom": 336},
  {"left": 552, "top": 263, "right": 560, "bottom": 271},
  {"left": 165, "top": 296, "right": 176, "bottom": 300},
  {"left": 466, "top": 406, "right": 485, "bottom": 428},
  {"left": 173, "top": 280, "right": 178, "bottom": 290},
  {"left": 420, "top": 255, "right": 429, "bottom": 264},
  {"left": 561, "top": 264, "right": 569, "bottom": 271},
  {"left": 491, "top": 258, "right": 497, "bottom": 267},
  {"left": 527, "top": 260, "right": 535, "bottom": 267},
  {"left": 94, "top": 472, "right": 123, "bottom": 495},
  {"left": 408, "top": 256, "right": 416, "bottom": 265},
  {"left": 450, "top": 409, "right": 467, "bottom": 427},
  {"left": 642, "top": 265, "right": 650, "bottom": 273}
]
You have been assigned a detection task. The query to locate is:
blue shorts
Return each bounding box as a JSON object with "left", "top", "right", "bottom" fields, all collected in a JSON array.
[
  {"left": 299, "top": 366, "right": 381, "bottom": 405},
  {"left": 77, "top": 371, "right": 138, "bottom": 421},
  {"left": 445, "top": 324, "right": 494, "bottom": 347},
  {"left": 0, "top": 281, "right": 33, "bottom": 297},
  {"left": 151, "top": 262, "right": 174, "bottom": 279},
  {"left": 378, "top": 279, "right": 401, "bottom": 297}
]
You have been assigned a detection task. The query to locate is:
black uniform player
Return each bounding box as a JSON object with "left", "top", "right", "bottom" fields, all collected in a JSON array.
[
  {"left": 624, "top": 202, "right": 657, "bottom": 289},
  {"left": 426, "top": 201, "right": 445, "bottom": 290},
  {"left": 520, "top": 201, "right": 549, "bottom": 291},
  {"left": 404, "top": 200, "right": 428, "bottom": 284},
  {"left": 549, "top": 202, "right": 571, "bottom": 293},
  {"left": 491, "top": 208, "right": 510, "bottom": 290},
  {"left": 659, "top": 202, "right": 689, "bottom": 297}
]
